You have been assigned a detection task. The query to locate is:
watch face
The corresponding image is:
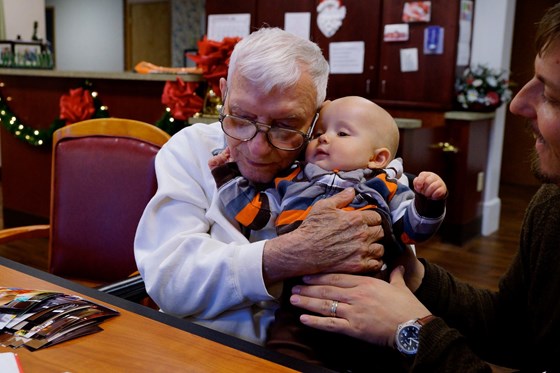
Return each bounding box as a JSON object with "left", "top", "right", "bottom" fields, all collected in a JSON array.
[{"left": 396, "top": 325, "right": 420, "bottom": 355}]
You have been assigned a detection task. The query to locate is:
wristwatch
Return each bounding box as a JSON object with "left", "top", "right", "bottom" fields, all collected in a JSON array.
[{"left": 394, "top": 315, "right": 436, "bottom": 356}]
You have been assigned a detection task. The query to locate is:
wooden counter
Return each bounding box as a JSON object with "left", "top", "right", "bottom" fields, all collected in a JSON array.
[
  {"left": 0, "top": 68, "right": 201, "bottom": 82},
  {"left": 0, "top": 69, "right": 200, "bottom": 226}
]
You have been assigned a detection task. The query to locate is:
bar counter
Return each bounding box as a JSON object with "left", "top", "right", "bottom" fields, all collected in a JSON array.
[
  {"left": 0, "top": 68, "right": 201, "bottom": 82},
  {"left": 0, "top": 68, "right": 201, "bottom": 225}
]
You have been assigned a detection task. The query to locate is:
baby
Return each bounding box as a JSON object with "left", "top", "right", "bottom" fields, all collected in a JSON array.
[{"left": 210, "top": 96, "right": 447, "bottom": 368}]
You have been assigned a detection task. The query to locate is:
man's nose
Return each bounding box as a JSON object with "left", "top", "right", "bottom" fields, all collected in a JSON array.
[
  {"left": 248, "top": 131, "right": 272, "bottom": 154},
  {"left": 509, "top": 78, "right": 538, "bottom": 119}
]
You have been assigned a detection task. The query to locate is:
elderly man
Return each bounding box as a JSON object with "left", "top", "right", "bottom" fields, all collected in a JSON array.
[{"left": 134, "top": 27, "right": 385, "bottom": 349}]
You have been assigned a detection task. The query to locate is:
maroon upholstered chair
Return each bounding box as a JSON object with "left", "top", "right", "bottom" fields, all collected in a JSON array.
[{"left": 0, "top": 118, "right": 170, "bottom": 288}]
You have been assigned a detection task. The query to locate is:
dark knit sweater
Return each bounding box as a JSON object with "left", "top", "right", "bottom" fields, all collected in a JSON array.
[{"left": 413, "top": 183, "right": 560, "bottom": 372}]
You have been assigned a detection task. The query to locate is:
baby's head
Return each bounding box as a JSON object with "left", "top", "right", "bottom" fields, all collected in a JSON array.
[{"left": 305, "top": 96, "right": 399, "bottom": 171}]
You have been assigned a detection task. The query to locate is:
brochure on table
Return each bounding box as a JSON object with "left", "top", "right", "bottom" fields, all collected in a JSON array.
[{"left": 0, "top": 287, "right": 119, "bottom": 351}]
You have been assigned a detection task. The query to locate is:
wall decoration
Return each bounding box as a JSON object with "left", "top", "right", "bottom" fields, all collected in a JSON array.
[
  {"left": 207, "top": 14, "right": 250, "bottom": 42},
  {"left": 0, "top": 81, "right": 108, "bottom": 147},
  {"left": 316, "top": 0, "right": 347, "bottom": 38},
  {"left": 0, "top": 78, "right": 207, "bottom": 146},
  {"left": 284, "top": 12, "right": 311, "bottom": 40},
  {"left": 402, "top": 1, "right": 431, "bottom": 23},
  {"left": 329, "top": 41, "right": 364, "bottom": 74},
  {"left": 400, "top": 48, "right": 419, "bottom": 72},
  {"left": 456, "top": 0, "right": 474, "bottom": 66},
  {"left": 424, "top": 26, "right": 444, "bottom": 54},
  {"left": 156, "top": 78, "right": 204, "bottom": 135},
  {"left": 186, "top": 36, "right": 240, "bottom": 98},
  {"left": 383, "top": 24, "right": 409, "bottom": 42}
]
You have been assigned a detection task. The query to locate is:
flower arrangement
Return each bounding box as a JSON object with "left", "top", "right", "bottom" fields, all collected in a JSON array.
[{"left": 455, "top": 64, "right": 513, "bottom": 111}]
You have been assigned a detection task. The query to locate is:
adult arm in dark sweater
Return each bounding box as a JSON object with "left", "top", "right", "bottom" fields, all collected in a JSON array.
[{"left": 412, "top": 184, "right": 560, "bottom": 372}]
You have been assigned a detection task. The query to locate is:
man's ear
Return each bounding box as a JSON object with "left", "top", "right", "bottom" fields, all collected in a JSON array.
[
  {"left": 367, "top": 148, "right": 391, "bottom": 169},
  {"left": 219, "top": 78, "right": 227, "bottom": 100}
]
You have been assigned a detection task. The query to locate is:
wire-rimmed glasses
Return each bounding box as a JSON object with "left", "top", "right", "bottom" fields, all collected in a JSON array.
[{"left": 219, "top": 110, "right": 318, "bottom": 151}]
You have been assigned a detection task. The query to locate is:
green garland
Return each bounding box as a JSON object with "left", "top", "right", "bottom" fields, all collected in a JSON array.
[
  {"left": 0, "top": 80, "right": 202, "bottom": 147},
  {"left": 155, "top": 108, "right": 192, "bottom": 137},
  {"left": 0, "top": 96, "right": 63, "bottom": 147},
  {"left": 0, "top": 81, "right": 109, "bottom": 147}
]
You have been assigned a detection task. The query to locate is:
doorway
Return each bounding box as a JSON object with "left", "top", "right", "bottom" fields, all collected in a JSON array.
[{"left": 124, "top": 0, "right": 171, "bottom": 71}]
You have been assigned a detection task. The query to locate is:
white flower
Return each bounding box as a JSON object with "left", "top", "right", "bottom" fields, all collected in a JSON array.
[
  {"left": 472, "top": 79, "right": 483, "bottom": 87},
  {"left": 486, "top": 76, "right": 498, "bottom": 87}
]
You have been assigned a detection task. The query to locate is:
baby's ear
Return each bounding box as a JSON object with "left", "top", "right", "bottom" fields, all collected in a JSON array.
[{"left": 367, "top": 148, "right": 391, "bottom": 169}]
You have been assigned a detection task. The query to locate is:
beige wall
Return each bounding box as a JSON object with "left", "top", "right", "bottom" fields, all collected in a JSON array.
[{"left": 3, "top": 0, "right": 46, "bottom": 41}]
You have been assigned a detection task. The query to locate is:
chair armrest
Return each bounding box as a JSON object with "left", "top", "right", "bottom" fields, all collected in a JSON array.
[
  {"left": 0, "top": 225, "right": 50, "bottom": 244},
  {"left": 97, "top": 274, "right": 149, "bottom": 303}
]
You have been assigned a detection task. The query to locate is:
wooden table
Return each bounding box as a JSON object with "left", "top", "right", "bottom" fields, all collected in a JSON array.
[{"left": 0, "top": 257, "right": 328, "bottom": 372}]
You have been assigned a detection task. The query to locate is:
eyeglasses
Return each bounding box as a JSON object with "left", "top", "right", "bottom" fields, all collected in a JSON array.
[{"left": 219, "top": 110, "right": 318, "bottom": 151}]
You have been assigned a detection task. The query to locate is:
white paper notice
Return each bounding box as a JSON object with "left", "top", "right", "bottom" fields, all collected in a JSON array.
[
  {"left": 456, "top": 41, "right": 470, "bottom": 66},
  {"left": 284, "top": 12, "right": 311, "bottom": 40},
  {"left": 457, "top": 0, "right": 473, "bottom": 66},
  {"left": 329, "top": 41, "right": 365, "bottom": 74},
  {"left": 400, "top": 48, "right": 419, "bottom": 72},
  {"left": 207, "top": 14, "right": 251, "bottom": 42}
]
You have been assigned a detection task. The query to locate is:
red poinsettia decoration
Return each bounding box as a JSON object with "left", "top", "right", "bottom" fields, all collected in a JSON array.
[
  {"left": 187, "top": 36, "right": 241, "bottom": 97},
  {"left": 161, "top": 77, "right": 203, "bottom": 121},
  {"left": 59, "top": 88, "right": 95, "bottom": 124}
]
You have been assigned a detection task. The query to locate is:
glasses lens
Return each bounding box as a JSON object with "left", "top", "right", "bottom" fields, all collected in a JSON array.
[
  {"left": 268, "top": 128, "right": 305, "bottom": 150},
  {"left": 221, "top": 115, "right": 256, "bottom": 140},
  {"left": 221, "top": 114, "right": 305, "bottom": 150}
]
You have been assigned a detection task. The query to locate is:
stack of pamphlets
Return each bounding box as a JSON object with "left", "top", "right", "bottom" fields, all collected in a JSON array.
[{"left": 0, "top": 287, "right": 119, "bottom": 350}]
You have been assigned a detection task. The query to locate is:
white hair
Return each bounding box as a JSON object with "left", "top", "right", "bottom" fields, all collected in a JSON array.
[{"left": 227, "top": 27, "right": 329, "bottom": 108}]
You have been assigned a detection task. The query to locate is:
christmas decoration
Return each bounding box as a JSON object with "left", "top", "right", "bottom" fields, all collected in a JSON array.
[
  {"left": 0, "top": 81, "right": 108, "bottom": 147},
  {"left": 155, "top": 77, "right": 204, "bottom": 135},
  {"left": 186, "top": 36, "right": 240, "bottom": 98},
  {"left": 1, "top": 48, "right": 239, "bottom": 147}
]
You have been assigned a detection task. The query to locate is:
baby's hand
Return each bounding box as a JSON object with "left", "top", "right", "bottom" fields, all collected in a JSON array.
[
  {"left": 413, "top": 171, "right": 447, "bottom": 200},
  {"left": 208, "top": 147, "right": 233, "bottom": 170}
]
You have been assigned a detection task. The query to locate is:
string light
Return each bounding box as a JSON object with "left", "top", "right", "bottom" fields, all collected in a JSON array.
[
  {"left": 0, "top": 81, "right": 109, "bottom": 147},
  {"left": 0, "top": 79, "right": 193, "bottom": 146}
]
